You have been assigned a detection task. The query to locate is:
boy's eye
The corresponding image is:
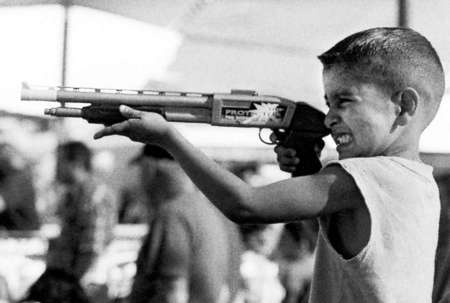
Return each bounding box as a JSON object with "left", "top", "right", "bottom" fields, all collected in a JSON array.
[
  {"left": 338, "top": 98, "right": 353, "bottom": 107},
  {"left": 325, "top": 97, "right": 354, "bottom": 109}
]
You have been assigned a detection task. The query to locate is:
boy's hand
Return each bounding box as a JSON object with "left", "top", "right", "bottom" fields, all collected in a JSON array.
[
  {"left": 271, "top": 132, "right": 325, "bottom": 175},
  {"left": 270, "top": 131, "right": 299, "bottom": 173},
  {"left": 93, "top": 105, "right": 173, "bottom": 146},
  {"left": 274, "top": 145, "right": 300, "bottom": 173}
]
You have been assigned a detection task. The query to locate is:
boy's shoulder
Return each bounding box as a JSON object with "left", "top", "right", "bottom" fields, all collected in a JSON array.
[
  {"left": 323, "top": 156, "right": 436, "bottom": 201},
  {"left": 325, "top": 156, "right": 433, "bottom": 176}
]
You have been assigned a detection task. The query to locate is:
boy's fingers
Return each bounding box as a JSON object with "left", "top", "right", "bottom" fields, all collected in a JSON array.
[
  {"left": 274, "top": 145, "right": 299, "bottom": 172},
  {"left": 274, "top": 145, "right": 297, "bottom": 157},
  {"left": 277, "top": 154, "right": 300, "bottom": 165},
  {"left": 269, "top": 132, "right": 278, "bottom": 144},
  {"left": 120, "top": 105, "right": 143, "bottom": 119},
  {"left": 286, "top": 149, "right": 297, "bottom": 157},
  {"left": 279, "top": 164, "right": 297, "bottom": 173},
  {"left": 93, "top": 127, "right": 113, "bottom": 140},
  {"left": 93, "top": 121, "right": 129, "bottom": 139}
]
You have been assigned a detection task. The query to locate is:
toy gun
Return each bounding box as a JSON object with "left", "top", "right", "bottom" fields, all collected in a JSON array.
[{"left": 21, "top": 83, "right": 330, "bottom": 176}]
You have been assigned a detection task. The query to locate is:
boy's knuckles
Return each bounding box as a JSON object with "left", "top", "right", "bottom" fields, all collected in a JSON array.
[
  {"left": 284, "top": 149, "right": 297, "bottom": 157},
  {"left": 275, "top": 146, "right": 293, "bottom": 157},
  {"left": 280, "top": 165, "right": 295, "bottom": 172},
  {"left": 286, "top": 158, "right": 300, "bottom": 165}
]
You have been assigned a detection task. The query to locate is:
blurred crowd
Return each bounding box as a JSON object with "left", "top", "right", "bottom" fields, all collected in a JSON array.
[
  {"left": 0, "top": 127, "right": 448, "bottom": 303},
  {"left": 0, "top": 137, "right": 319, "bottom": 303}
]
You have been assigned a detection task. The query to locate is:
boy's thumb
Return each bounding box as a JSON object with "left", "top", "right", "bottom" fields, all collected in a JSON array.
[{"left": 120, "top": 105, "right": 142, "bottom": 119}]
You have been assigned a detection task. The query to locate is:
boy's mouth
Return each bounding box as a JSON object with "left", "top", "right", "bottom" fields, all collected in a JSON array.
[{"left": 333, "top": 133, "right": 352, "bottom": 146}]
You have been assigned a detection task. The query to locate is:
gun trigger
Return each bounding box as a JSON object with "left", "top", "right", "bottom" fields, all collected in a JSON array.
[
  {"left": 258, "top": 128, "right": 275, "bottom": 145},
  {"left": 272, "top": 129, "right": 287, "bottom": 145}
]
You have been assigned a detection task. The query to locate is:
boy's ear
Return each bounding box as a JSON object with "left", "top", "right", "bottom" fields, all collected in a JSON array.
[{"left": 392, "top": 87, "right": 419, "bottom": 126}]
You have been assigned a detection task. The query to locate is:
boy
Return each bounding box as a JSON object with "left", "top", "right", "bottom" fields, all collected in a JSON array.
[{"left": 94, "top": 27, "right": 444, "bottom": 302}]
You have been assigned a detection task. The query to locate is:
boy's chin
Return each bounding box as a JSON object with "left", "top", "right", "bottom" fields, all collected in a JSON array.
[{"left": 336, "top": 144, "right": 358, "bottom": 159}]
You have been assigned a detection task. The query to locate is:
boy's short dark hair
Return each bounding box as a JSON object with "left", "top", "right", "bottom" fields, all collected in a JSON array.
[
  {"left": 318, "top": 27, "right": 445, "bottom": 125},
  {"left": 58, "top": 141, "right": 92, "bottom": 171}
]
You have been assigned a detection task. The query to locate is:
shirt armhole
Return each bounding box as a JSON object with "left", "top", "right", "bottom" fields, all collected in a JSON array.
[{"left": 319, "top": 161, "right": 373, "bottom": 262}]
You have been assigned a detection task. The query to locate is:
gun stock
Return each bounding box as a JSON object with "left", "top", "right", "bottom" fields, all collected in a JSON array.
[{"left": 21, "top": 83, "right": 330, "bottom": 175}]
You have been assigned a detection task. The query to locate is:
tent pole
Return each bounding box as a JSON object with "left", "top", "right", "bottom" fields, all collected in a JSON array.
[
  {"left": 398, "top": 0, "right": 409, "bottom": 28},
  {"left": 57, "top": 0, "right": 71, "bottom": 141},
  {"left": 61, "top": 0, "right": 70, "bottom": 87}
]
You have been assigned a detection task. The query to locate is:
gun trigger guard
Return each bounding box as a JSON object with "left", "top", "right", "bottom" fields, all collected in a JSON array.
[{"left": 258, "top": 128, "right": 275, "bottom": 145}]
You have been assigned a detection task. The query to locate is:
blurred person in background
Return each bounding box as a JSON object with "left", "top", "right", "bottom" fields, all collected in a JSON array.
[
  {"left": 0, "top": 142, "right": 40, "bottom": 231},
  {"left": 118, "top": 180, "right": 148, "bottom": 224},
  {"left": 236, "top": 223, "right": 285, "bottom": 303},
  {"left": 0, "top": 274, "right": 11, "bottom": 303},
  {"left": 128, "top": 144, "right": 242, "bottom": 303},
  {"left": 20, "top": 268, "right": 90, "bottom": 303},
  {"left": 229, "top": 162, "right": 285, "bottom": 303},
  {"left": 40, "top": 141, "right": 117, "bottom": 302},
  {"left": 275, "top": 221, "right": 318, "bottom": 303}
]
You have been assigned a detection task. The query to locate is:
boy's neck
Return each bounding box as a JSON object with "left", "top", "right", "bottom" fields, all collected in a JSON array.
[
  {"left": 387, "top": 150, "right": 422, "bottom": 162},
  {"left": 372, "top": 145, "right": 421, "bottom": 162},
  {"left": 384, "top": 127, "right": 422, "bottom": 161}
]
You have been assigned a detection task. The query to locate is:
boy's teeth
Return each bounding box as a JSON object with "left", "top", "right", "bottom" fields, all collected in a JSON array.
[{"left": 336, "top": 134, "right": 351, "bottom": 145}]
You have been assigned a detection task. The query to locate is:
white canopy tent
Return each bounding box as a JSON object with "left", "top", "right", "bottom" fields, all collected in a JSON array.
[{"left": 0, "top": 0, "right": 449, "bottom": 157}]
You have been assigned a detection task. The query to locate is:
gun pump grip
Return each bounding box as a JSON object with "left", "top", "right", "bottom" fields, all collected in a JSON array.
[{"left": 81, "top": 105, "right": 164, "bottom": 125}]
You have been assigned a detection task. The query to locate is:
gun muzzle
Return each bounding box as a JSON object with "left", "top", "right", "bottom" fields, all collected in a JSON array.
[
  {"left": 21, "top": 83, "right": 58, "bottom": 101},
  {"left": 45, "top": 107, "right": 82, "bottom": 117}
]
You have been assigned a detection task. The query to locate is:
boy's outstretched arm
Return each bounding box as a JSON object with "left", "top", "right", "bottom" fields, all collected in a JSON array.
[{"left": 94, "top": 106, "right": 362, "bottom": 224}]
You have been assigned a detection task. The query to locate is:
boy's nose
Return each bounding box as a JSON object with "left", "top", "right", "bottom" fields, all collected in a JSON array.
[{"left": 324, "top": 110, "right": 339, "bottom": 128}]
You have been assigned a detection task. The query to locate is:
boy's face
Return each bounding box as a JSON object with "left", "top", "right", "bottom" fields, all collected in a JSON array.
[{"left": 323, "top": 66, "right": 399, "bottom": 159}]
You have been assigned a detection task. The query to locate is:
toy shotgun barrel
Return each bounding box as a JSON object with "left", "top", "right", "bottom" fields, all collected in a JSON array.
[
  {"left": 21, "top": 83, "right": 330, "bottom": 176},
  {"left": 21, "top": 84, "right": 297, "bottom": 128}
]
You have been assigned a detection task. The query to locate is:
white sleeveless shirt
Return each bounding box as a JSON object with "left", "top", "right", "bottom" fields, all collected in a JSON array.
[{"left": 309, "top": 157, "right": 440, "bottom": 303}]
